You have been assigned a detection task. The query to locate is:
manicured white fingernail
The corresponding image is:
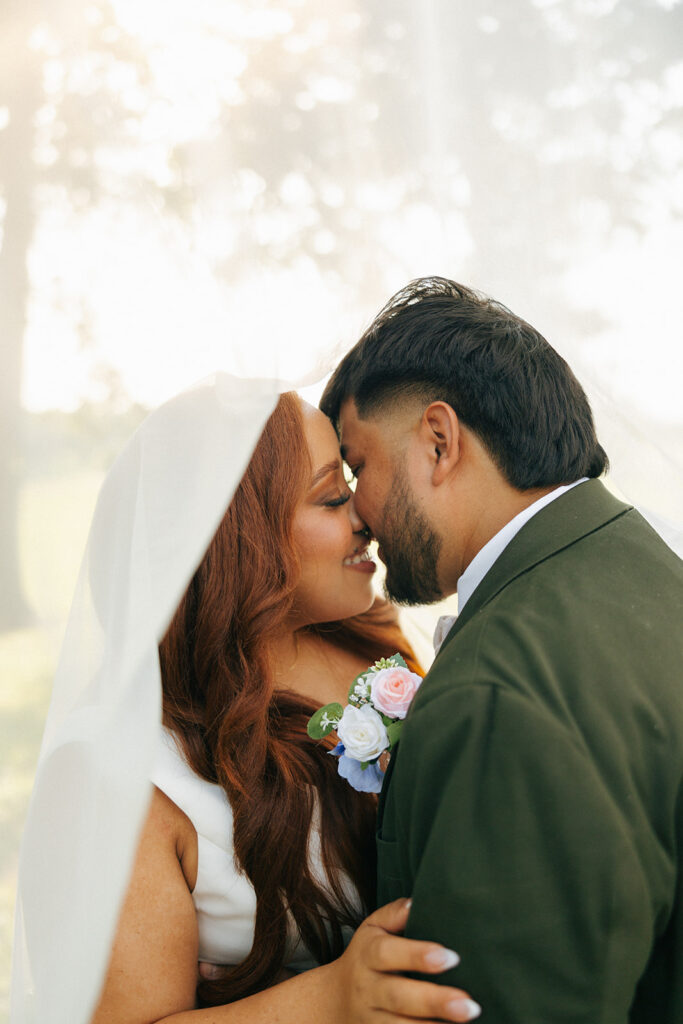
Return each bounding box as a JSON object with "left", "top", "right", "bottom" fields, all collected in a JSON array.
[
  {"left": 447, "top": 997, "right": 482, "bottom": 1020},
  {"left": 425, "top": 947, "right": 461, "bottom": 969},
  {"left": 403, "top": 897, "right": 413, "bottom": 910}
]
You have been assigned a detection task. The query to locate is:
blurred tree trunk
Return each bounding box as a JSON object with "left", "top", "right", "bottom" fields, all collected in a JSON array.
[{"left": 0, "top": 13, "right": 39, "bottom": 630}]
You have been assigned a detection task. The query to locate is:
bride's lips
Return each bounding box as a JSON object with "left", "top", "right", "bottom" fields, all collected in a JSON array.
[
  {"left": 344, "top": 558, "right": 377, "bottom": 574},
  {"left": 343, "top": 544, "right": 377, "bottom": 574}
]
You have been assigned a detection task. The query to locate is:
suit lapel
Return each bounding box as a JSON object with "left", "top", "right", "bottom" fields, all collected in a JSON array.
[
  {"left": 435, "top": 479, "right": 633, "bottom": 660},
  {"left": 376, "top": 739, "right": 399, "bottom": 830}
]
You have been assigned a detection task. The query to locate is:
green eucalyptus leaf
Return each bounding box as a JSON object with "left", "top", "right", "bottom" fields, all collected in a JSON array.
[
  {"left": 307, "top": 702, "right": 344, "bottom": 740},
  {"left": 386, "top": 720, "right": 403, "bottom": 749}
]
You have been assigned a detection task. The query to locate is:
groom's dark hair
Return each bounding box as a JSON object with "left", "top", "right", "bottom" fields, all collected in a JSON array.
[{"left": 320, "top": 277, "right": 608, "bottom": 489}]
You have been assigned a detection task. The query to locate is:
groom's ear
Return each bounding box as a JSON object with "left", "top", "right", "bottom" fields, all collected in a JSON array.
[{"left": 420, "top": 402, "right": 461, "bottom": 485}]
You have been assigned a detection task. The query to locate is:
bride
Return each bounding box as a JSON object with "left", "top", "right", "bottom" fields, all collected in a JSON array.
[{"left": 70, "top": 390, "right": 479, "bottom": 1023}]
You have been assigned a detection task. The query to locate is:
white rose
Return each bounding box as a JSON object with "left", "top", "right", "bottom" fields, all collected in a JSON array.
[{"left": 337, "top": 703, "right": 389, "bottom": 762}]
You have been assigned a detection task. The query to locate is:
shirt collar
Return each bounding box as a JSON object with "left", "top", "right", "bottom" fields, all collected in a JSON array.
[
  {"left": 457, "top": 478, "right": 589, "bottom": 613},
  {"left": 433, "top": 478, "right": 588, "bottom": 654}
]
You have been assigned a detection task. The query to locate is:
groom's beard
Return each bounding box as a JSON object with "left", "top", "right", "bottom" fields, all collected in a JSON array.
[{"left": 376, "top": 476, "right": 443, "bottom": 606}]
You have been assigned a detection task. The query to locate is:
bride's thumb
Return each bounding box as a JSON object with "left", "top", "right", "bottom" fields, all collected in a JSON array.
[{"left": 365, "top": 896, "right": 412, "bottom": 934}]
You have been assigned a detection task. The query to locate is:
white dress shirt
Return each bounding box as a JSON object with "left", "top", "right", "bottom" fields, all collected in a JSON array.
[{"left": 433, "top": 478, "right": 588, "bottom": 654}]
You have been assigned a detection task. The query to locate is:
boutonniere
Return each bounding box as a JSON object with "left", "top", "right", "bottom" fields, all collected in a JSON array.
[{"left": 307, "top": 654, "right": 424, "bottom": 793}]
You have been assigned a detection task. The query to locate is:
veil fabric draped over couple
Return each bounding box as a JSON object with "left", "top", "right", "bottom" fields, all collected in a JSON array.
[
  {"left": 11, "top": 377, "right": 282, "bottom": 1023},
  {"left": 10, "top": 287, "right": 683, "bottom": 1024}
]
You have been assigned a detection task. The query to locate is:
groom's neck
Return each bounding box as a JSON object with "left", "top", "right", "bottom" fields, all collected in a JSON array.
[{"left": 438, "top": 468, "right": 557, "bottom": 594}]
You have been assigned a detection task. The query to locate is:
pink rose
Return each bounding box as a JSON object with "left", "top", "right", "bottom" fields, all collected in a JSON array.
[{"left": 370, "top": 667, "right": 423, "bottom": 720}]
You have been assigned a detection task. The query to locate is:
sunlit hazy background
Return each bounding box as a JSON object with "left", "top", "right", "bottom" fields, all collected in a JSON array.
[{"left": 1, "top": 0, "right": 682, "bottom": 1015}]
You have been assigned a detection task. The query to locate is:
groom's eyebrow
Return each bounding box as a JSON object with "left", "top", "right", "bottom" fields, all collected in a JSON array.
[{"left": 311, "top": 460, "right": 342, "bottom": 486}]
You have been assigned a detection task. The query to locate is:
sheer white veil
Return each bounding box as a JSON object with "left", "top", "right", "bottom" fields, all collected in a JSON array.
[
  {"left": 11, "top": 375, "right": 280, "bottom": 1024},
  {"left": 7, "top": 0, "right": 683, "bottom": 1020}
]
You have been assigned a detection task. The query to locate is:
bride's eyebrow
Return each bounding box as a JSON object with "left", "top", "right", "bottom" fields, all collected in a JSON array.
[{"left": 311, "top": 459, "right": 342, "bottom": 486}]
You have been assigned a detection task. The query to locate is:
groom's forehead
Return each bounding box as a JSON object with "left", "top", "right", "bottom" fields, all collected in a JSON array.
[
  {"left": 338, "top": 398, "right": 392, "bottom": 455},
  {"left": 338, "top": 397, "right": 368, "bottom": 445}
]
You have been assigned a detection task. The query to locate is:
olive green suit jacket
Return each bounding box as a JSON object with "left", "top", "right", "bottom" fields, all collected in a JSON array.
[{"left": 377, "top": 480, "right": 683, "bottom": 1023}]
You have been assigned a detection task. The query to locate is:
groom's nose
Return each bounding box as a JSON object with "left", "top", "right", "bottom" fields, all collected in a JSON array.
[{"left": 348, "top": 495, "right": 368, "bottom": 535}]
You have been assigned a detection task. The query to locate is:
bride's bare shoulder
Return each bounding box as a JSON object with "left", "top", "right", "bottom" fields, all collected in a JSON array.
[
  {"left": 90, "top": 789, "right": 199, "bottom": 1022},
  {"left": 146, "top": 785, "right": 198, "bottom": 892}
]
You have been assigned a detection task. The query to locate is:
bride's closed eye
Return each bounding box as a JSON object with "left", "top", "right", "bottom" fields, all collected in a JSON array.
[{"left": 323, "top": 491, "right": 352, "bottom": 509}]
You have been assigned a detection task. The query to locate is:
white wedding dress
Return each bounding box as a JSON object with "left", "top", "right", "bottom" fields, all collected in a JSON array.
[{"left": 152, "top": 727, "right": 357, "bottom": 971}]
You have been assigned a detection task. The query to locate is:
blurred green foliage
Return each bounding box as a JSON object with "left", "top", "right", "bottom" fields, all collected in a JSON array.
[{"left": 23, "top": 404, "right": 148, "bottom": 479}]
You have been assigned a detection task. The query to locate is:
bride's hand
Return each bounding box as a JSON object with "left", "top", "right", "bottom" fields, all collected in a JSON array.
[
  {"left": 198, "top": 898, "right": 481, "bottom": 1022},
  {"left": 333, "top": 897, "right": 481, "bottom": 1023}
]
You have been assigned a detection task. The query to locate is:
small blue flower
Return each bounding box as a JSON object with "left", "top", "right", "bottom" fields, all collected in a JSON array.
[
  {"left": 337, "top": 754, "right": 384, "bottom": 794},
  {"left": 329, "top": 742, "right": 345, "bottom": 757}
]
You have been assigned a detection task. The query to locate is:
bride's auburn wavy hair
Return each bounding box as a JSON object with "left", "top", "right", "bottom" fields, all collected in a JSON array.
[{"left": 159, "top": 392, "right": 419, "bottom": 1006}]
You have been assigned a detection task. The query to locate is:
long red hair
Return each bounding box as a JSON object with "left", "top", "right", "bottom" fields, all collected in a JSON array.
[{"left": 159, "top": 393, "right": 419, "bottom": 1005}]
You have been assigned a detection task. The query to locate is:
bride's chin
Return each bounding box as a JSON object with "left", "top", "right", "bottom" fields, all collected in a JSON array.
[
  {"left": 341, "top": 585, "right": 377, "bottom": 618},
  {"left": 315, "top": 588, "right": 376, "bottom": 625}
]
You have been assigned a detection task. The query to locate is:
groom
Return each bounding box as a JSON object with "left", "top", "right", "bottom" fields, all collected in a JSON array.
[{"left": 321, "top": 278, "right": 683, "bottom": 1023}]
